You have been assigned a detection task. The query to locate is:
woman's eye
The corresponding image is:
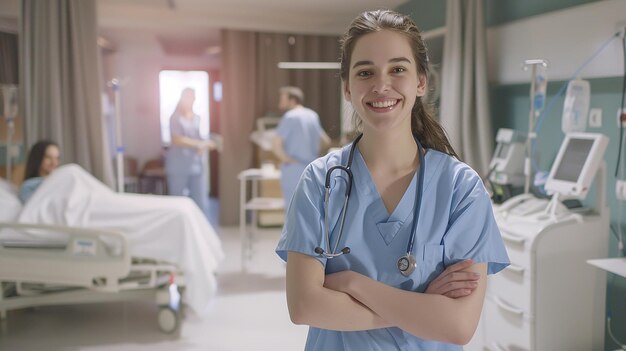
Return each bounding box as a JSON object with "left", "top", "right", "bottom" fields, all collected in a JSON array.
[
  {"left": 392, "top": 67, "right": 406, "bottom": 74},
  {"left": 356, "top": 70, "right": 372, "bottom": 77}
]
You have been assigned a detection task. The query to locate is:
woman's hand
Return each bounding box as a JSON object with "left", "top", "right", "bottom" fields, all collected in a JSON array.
[
  {"left": 425, "top": 259, "right": 480, "bottom": 298},
  {"left": 324, "top": 270, "right": 358, "bottom": 294}
]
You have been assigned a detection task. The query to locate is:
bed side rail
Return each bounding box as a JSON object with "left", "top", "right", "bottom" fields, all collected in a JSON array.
[{"left": 0, "top": 222, "right": 131, "bottom": 291}]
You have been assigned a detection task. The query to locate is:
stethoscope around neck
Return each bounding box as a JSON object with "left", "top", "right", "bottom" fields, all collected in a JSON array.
[{"left": 314, "top": 133, "right": 426, "bottom": 277}]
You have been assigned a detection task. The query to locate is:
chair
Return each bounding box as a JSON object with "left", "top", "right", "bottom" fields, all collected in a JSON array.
[{"left": 139, "top": 158, "right": 168, "bottom": 195}]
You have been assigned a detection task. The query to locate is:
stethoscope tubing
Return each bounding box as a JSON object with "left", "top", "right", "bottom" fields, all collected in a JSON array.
[{"left": 319, "top": 133, "right": 424, "bottom": 260}]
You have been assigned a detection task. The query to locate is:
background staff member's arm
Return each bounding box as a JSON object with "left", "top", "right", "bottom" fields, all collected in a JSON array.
[
  {"left": 325, "top": 263, "right": 487, "bottom": 345},
  {"left": 271, "top": 137, "right": 297, "bottom": 164},
  {"left": 172, "top": 134, "right": 216, "bottom": 151},
  {"left": 287, "top": 252, "right": 480, "bottom": 332},
  {"left": 320, "top": 130, "right": 331, "bottom": 153}
]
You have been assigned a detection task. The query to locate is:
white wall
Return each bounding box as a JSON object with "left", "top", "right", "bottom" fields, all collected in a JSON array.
[
  {"left": 487, "top": 0, "right": 626, "bottom": 84},
  {"left": 103, "top": 29, "right": 220, "bottom": 169}
]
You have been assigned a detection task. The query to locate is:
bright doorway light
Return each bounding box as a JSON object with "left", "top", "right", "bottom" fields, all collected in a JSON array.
[{"left": 159, "top": 70, "right": 210, "bottom": 145}]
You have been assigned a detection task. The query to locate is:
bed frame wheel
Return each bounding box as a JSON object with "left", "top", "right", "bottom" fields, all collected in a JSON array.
[{"left": 157, "top": 306, "right": 179, "bottom": 333}]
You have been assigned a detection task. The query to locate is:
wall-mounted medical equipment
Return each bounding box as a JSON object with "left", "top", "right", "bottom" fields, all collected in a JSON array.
[
  {"left": 561, "top": 79, "right": 590, "bottom": 133},
  {"left": 477, "top": 132, "right": 610, "bottom": 350},
  {"left": 489, "top": 128, "right": 526, "bottom": 203}
]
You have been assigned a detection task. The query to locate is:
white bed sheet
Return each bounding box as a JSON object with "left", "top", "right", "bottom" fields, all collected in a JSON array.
[{"left": 15, "top": 164, "right": 225, "bottom": 315}]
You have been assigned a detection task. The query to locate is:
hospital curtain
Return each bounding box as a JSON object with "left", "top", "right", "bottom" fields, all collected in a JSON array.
[
  {"left": 439, "top": 0, "right": 492, "bottom": 175},
  {"left": 256, "top": 33, "right": 341, "bottom": 137},
  {"left": 220, "top": 30, "right": 259, "bottom": 225},
  {"left": 219, "top": 30, "right": 341, "bottom": 225},
  {"left": 20, "top": 0, "right": 114, "bottom": 187},
  {"left": 0, "top": 32, "right": 18, "bottom": 84}
]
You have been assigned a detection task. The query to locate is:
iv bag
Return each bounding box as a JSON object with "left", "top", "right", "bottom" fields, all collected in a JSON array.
[
  {"left": 562, "top": 79, "right": 590, "bottom": 133},
  {"left": 533, "top": 70, "right": 548, "bottom": 116},
  {"left": 1, "top": 85, "right": 18, "bottom": 122}
]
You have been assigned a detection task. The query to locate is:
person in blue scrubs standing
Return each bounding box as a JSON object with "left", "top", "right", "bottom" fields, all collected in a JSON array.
[
  {"left": 272, "top": 86, "right": 330, "bottom": 210},
  {"left": 166, "top": 88, "right": 216, "bottom": 215},
  {"left": 276, "top": 10, "right": 510, "bottom": 350}
]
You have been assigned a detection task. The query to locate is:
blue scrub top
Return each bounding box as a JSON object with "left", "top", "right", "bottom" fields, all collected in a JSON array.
[
  {"left": 276, "top": 144, "right": 510, "bottom": 351},
  {"left": 165, "top": 113, "right": 204, "bottom": 175},
  {"left": 19, "top": 177, "right": 44, "bottom": 203},
  {"left": 275, "top": 107, "right": 323, "bottom": 207}
]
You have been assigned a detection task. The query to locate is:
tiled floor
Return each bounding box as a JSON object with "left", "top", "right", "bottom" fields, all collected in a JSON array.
[{"left": 0, "top": 224, "right": 309, "bottom": 351}]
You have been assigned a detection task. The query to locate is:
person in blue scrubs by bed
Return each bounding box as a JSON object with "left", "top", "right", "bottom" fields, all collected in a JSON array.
[
  {"left": 271, "top": 86, "right": 330, "bottom": 210},
  {"left": 19, "top": 140, "right": 60, "bottom": 203},
  {"left": 165, "top": 88, "right": 216, "bottom": 215},
  {"left": 275, "top": 9, "right": 509, "bottom": 350}
]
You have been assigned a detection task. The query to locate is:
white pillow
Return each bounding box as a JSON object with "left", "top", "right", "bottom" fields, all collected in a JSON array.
[{"left": 0, "top": 178, "right": 22, "bottom": 221}]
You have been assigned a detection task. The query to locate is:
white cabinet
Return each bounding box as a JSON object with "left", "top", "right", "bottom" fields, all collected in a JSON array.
[{"left": 476, "top": 206, "right": 609, "bottom": 351}]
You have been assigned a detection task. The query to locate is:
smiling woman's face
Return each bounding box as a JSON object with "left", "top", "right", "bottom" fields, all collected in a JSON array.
[
  {"left": 39, "top": 144, "right": 60, "bottom": 177},
  {"left": 344, "top": 30, "right": 426, "bottom": 134}
]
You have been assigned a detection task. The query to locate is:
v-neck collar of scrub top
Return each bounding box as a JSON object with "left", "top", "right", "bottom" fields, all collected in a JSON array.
[{"left": 352, "top": 146, "right": 425, "bottom": 246}]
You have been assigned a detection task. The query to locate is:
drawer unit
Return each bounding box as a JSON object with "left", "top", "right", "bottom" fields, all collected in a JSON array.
[
  {"left": 469, "top": 205, "right": 609, "bottom": 351},
  {"left": 483, "top": 296, "right": 531, "bottom": 351}
]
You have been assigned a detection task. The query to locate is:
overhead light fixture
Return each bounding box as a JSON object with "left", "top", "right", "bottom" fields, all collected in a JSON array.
[{"left": 277, "top": 62, "right": 340, "bottom": 70}]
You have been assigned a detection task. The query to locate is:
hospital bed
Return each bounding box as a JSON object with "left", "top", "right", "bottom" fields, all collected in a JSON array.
[
  {"left": 0, "top": 164, "right": 225, "bottom": 332},
  {"left": 0, "top": 222, "right": 183, "bottom": 333}
]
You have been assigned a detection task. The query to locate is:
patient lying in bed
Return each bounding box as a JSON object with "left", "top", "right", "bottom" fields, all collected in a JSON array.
[{"left": 4, "top": 163, "right": 224, "bottom": 315}]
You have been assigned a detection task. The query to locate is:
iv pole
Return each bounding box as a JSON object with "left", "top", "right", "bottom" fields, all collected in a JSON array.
[
  {"left": 2, "top": 85, "right": 18, "bottom": 184},
  {"left": 107, "top": 78, "right": 126, "bottom": 193},
  {"left": 522, "top": 59, "right": 548, "bottom": 194}
]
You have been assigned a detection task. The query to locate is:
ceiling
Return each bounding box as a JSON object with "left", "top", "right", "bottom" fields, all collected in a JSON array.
[
  {"left": 0, "top": 0, "right": 409, "bottom": 57},
  {"left": 98, "top": 0, "right": 407, "bottom": 35}
]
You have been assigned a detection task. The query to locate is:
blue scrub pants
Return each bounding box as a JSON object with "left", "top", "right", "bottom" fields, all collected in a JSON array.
[{"left": 167, "top": 172, "right": 208, "bottom": 215}]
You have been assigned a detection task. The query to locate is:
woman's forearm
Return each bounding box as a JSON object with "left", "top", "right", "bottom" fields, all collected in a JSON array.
[
  {"left": 344, "top": 264, "right": 487, "bottom": 345},
  {"left": 286, "top": 252, "right": 392, "bottom": 331},
  {"left": 289, "top": 284, "right": 392, "bottom": 331}
]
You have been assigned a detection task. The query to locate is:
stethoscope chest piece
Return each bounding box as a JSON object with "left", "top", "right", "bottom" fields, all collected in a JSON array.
[{"left": 397, "top": 254, "right": 416, "bottom": 277}]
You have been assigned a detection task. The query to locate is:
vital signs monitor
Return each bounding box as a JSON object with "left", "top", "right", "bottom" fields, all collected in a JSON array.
[{"left": 544, "top": 132, "right": 608, "bottom": 199}]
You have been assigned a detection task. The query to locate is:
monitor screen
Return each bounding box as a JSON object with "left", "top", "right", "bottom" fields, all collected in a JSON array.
[
  {"left": 552, "top": 138, "right": 594, "bottom": 182},
  {"left": 496, "top": 143, "right": 511, "bottom": 159},
  {"left": 545, "top": 133, "right": 608, "bottom": 199}
]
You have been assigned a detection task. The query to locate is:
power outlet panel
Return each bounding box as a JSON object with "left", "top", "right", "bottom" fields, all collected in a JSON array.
[{"left": 589, "top": 108, "right": 602, "bottom": 128}]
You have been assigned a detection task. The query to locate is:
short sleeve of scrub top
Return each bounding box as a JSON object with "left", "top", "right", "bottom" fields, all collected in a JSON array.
[
  {"left": 275, "top": 158, "right": 333, "bottom": 267},
  {"left": 275, "top": 116, "right": 293, "bottom": 140}
]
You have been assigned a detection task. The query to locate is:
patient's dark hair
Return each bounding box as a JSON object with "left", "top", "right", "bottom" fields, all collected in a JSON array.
[{"left": 24, "top": 140, "right": 58, "bottom": 181}]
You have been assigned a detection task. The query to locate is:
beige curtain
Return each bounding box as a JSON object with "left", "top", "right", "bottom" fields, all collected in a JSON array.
[
  {"left": 440, "top": 0, "right": 492, "bottom": 175},
  {"left": 20, "top": 0, "right": 114, "bottom": 186},
  {"left": 219, "top": 29, "right": 340, "bottom": 226},
  {"left": 220, "top": 30, "right": 259, "bottom": 226},
  {"left": 256, "top": 33, "right": 341, "bottom": 136}
]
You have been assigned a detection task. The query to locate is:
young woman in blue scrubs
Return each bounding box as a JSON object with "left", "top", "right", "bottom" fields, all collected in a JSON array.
[
  {"left": 276, "top": 9, "right": 509, "bottom": 350},
  {"left": 165, "top": 88, "right": 216, "bottom": 215}
]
